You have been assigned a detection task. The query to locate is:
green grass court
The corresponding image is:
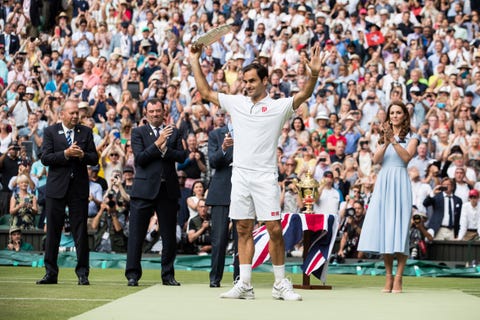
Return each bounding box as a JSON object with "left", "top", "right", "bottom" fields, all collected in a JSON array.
[{"left": 0, "top": 266, "right": 479, "bottom": 320}]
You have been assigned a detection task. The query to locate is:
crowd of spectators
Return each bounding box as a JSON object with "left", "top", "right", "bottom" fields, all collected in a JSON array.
[{"left": 0, "top": 0, "right": 480, "bottom": 258}]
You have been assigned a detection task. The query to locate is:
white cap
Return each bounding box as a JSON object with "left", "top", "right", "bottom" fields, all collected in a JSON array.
[
  {"left": 26, "top": 87, "right": 35, "bottom": 94},
  {"left": 74, "top": 75, "right": 84, "bottom": 83}
]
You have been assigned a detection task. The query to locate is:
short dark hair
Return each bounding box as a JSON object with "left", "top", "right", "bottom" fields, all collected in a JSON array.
[
  {"left": 242, "top": 63, "right": 269, "bottom": 81},
  {"left": 146, "top": 98, "right": 164, "bottom": 110}
]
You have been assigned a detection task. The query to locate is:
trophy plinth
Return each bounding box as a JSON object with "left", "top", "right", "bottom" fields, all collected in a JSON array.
[{"left": 293, "top": 171, "right": 319, "bottom": 214}]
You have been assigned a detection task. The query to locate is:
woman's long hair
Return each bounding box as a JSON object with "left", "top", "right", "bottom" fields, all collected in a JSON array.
[{"left": 379, "top": 100, "right": 411, "bottom": 144}]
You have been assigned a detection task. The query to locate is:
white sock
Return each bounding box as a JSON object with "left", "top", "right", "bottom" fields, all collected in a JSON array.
[
  {"left": 239, "top": 264, "right": 252, "bottom": 285},
  {"left": 273, "top": 264, "right": 285, "bottom": 284}
]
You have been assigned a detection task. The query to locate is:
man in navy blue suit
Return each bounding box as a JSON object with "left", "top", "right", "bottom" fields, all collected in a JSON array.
[
  {"left": 125, "top": 98, "right": 188, "bottom": 286},
  {"left": 423, "top": 177, "right": 462, "bottom": 240},
  {"left": 206, "top": 111, "right": 237, "bottom": 287},
  {"left": 37, "top": 99, "right": 99, "bottom": 285}
]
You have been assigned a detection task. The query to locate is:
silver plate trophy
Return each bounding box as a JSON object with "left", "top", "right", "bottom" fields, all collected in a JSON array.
[{"left": 194, "top": 24, "right": 233, "bottom": 46}]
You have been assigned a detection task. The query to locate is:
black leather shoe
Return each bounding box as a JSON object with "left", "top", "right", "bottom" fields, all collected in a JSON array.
[
  {"left": 162, "top": 278, "right": 181, "bottom": 286},
  {"left": 78, "top": 275, "right": 90, "bottom": 285},
  {"left": 127, "top": 278, "right": 138, "bottom": 287},
  {"left": 36, "top": 275, "right": 58, "bottom": 285},
  {"left": 209, "top": 282, "right": 220, "bottom": 288}
]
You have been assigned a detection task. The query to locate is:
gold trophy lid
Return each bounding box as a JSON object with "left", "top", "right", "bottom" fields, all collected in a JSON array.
[{"left": 297, "top": 171, "right": 319, "bottom": 189}]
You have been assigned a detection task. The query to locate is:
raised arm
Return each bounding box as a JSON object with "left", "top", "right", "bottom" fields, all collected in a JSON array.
[
  {"left": 189, "top": 43, "right": 220, "bottom": 106},
  {"left": 293, "top": 43, "right": 321, "bottom": 110}
]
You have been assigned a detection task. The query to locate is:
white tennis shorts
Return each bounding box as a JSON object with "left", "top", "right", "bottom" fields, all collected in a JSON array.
[{"left": 229, "top": 167, "right": 281, "bottom": 221}]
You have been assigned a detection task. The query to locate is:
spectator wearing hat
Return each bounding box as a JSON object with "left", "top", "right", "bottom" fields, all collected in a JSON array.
[
  {"left": 457, "top": 189, "right": 480, "bottom": 240},
  {"left": 6, "top": 226, "right": 33, "bottom": 251},
  {"left": 109, "top": 21, "right": 133, "bottom": 60},
  {"left": 68, "top": 75, "right": 87, "bottom": 101},
  {"left": 134, "top": 27, "right": 158, "bottom": 55},
  {"left": 122, "top": 165, "right": 135, "bottom": 196}
]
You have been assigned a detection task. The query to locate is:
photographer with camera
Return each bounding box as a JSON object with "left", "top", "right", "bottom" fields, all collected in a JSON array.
[
  {"left": 337, "top": 200, "right": 366, "bottom": 262},
  {"left": 409, "top": 206, "right": 433, "bottom": 260},
  {"left": 423, "top": 177, "right": 463, "bottom": 240},
  {"left": 7, "top": 84, "right": 38, "bottom": 130},
  {"left": 187, "top": 198, "right": 212, "bottom": 255},
  {"left": 91, "top": 190, "right": 128, "bottom": 253}
]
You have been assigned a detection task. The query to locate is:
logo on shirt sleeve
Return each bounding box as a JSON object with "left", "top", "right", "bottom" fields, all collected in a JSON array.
[{"left": 262, "top": 106, "right": 268, "bottom": 113}]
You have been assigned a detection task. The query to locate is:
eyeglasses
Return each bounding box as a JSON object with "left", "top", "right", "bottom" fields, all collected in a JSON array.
[
  {"left": 216, "top": 113, "right": 225, "bottom": 117},
  {"left": 110, "top": 153, "right": 119, "bottom": 157},
  {"left": 470, "top": 196, "right": 479, "bottom": 199}
]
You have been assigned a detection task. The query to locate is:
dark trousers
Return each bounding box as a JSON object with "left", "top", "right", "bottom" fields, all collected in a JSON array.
[
  {"left": 209, "top": 205, "right": 239, "bottom": 283},
  {"left": 125, "top": 183, "right": 178, "bottom": 281},
  {"left": 44, "top": 195, "right": 89, "bottom": 278}
]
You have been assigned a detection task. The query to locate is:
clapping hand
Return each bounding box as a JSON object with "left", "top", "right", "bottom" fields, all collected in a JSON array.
[
  {"left": 382, "top": 122, "right": 394, "bottom": 143},
  {"left": 66, "top": 142, "right": 84, "bottom": 158}
]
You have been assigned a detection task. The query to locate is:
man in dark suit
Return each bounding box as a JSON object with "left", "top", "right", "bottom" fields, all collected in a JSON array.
[
  {"left": 206, "top": 113, "right": 236, "bottom": 288},
  {"left": 125, "top": 98, "right": 188, "bottom": 287},
  {"left": 0, "top": 22, "right": 20, "bottom": 56},
  {"left": 37, "top": 99, "right": 99, "bottom": 285},
  {"left": 423, "top": 177, "right": 462, "bottom": 240}
]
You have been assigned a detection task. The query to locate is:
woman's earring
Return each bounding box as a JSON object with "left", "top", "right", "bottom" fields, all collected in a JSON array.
[{"left": 389, "top": 121, "right": 392, "bottom": 125}]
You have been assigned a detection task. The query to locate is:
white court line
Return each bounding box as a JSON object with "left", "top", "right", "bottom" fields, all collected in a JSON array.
[{"left": 0, "top": 297, "right": 114, "bottom": 302}]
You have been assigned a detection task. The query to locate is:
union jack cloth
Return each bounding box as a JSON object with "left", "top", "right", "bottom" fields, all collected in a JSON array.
[{"left": 252, "top": 213, "right": 338, "bottom": 282}]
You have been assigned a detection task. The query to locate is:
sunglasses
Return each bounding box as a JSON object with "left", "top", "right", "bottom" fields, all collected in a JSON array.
[
  {"left": 110, "top": 153, "right": 119, "bottom": 157},
  {"left": 469, "top": 196, "right": 478, "bottom": 199}
]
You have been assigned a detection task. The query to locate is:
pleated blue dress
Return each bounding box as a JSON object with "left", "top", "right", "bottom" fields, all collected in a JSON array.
[{"left": 358, "top": 133, "right": 418, "bottom": 255}]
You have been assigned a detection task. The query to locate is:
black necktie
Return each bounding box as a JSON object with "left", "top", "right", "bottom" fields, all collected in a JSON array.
[
  {"left": 447, "top": 196, "right": 453, "bottom": 228},
  {"left": 154, "top": 127, "right": 160, "bottom": 137}
]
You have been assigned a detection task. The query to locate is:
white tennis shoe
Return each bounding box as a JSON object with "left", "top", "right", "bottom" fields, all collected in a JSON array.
[
  {"left": 272, "top": 278, "right": 302, "bottom": 301},
  {"left": 220, "top": 280, "right": 255, "bottom": 300}
]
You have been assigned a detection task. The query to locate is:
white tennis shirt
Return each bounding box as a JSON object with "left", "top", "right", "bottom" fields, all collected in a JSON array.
[{"left": 219, "top": 93, "right": 294, "bottom": 172}]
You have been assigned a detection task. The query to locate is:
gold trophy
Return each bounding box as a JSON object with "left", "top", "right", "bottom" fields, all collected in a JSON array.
[{"left": 293, "top": 171, "right": 319, "bottom": 214}]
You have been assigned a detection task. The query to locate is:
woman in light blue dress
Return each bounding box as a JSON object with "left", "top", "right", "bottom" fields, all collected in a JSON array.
[{"left": 358, "top": 101, "right": 419, "bottom": 293}]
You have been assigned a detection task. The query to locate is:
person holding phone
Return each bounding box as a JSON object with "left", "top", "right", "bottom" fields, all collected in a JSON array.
[
  {"left": 100, "top": 130, "right": 126, "bottom": 186},
  {"left": 423, "top": 177, "right": 462, "bottom": 241},
  {"left": 9, "top": 174, "right": 38, "bottom": 230}
]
